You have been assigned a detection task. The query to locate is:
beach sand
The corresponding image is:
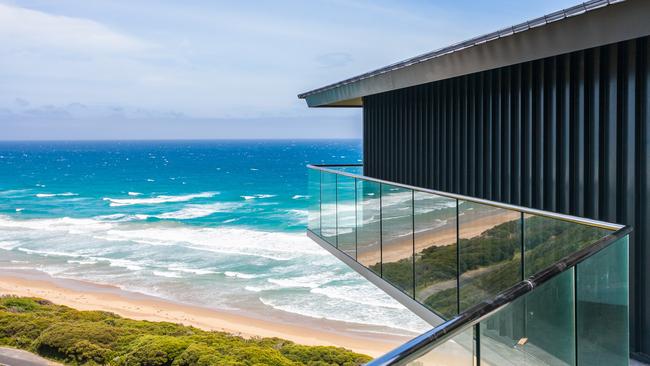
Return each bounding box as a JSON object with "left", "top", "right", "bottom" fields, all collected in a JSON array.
[{"left": 0, "top": 269, "right": 413, "bottom": 357}]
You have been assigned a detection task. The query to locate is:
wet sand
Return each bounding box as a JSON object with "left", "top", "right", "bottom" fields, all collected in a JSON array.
[{"left": 0, "top": 268, "right": 413, "bottom": 357}]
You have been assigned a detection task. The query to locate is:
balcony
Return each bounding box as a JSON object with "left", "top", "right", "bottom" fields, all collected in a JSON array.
[{"left": 307, "top": 164, "right": 631, "bottom": 365}]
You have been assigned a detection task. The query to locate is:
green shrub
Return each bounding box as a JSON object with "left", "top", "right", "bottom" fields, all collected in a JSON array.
[
  {"left": 67, "top": 340, "right": 112, "bottom": 364},
  {"left": 119, "top": 335, "right": 190, "bottom": 366},
  {"left": 280, "top": 344, "right": 372, "bottom": 366},
  {"left": 0, "top": 296, "right": 371, "bottom": 366},
  {"left": 2, "top": 297, "right": 40, "bottom": 313}
]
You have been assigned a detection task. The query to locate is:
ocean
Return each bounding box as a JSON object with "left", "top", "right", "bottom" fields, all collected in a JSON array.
[{"left": 0, "top": 140, "right": 428, "bottom": 335}]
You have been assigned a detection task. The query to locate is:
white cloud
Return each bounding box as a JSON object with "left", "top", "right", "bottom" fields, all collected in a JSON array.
[{"left": 0, "top": 3, "right": 150, "bottom": 54}]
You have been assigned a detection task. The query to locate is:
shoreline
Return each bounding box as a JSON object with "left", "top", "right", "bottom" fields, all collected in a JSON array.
[{"left": 0, "top": 268, "right": 412, "bottom": 357}]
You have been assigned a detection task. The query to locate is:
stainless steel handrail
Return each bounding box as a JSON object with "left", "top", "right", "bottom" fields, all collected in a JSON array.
[{"left": 307, "top": 164, "right": 623, "bottom": 231}]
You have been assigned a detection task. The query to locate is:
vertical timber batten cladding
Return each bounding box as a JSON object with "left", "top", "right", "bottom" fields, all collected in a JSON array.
[{"left": 362, "top": 36, "right": 650, "bottom": 358}]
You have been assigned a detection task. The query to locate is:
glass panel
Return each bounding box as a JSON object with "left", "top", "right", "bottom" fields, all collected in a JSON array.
[
  {"left": 524, "top": 214, "right": 612, "bottom": 276},
  {"left": 332, "top": 166, "right": 363, "bottom": 175},
  {"left": 480, "top": 269, "right": 575, "bottom": 366},
  {"left": 577, "top": 235, "right": 629, "bottom": 366},
  {"left": 356, "top": 180, "right": 381, "bottom": 275},
  {"left": 337, "top": 176, "right": 356, "bottom": 258},
  {"left": 320, "top": 172, "right": 337, "bottom": 246},
  {"left": 458, "top": 202, "right": 521, "bottom": 312},
  {"left": 413, "top": 192, "right": 459, "bottom": 318},
  {"left": 405, "top": 326, "right": 475, "bottom": 366},
  {"left": 307, "top": 169, "right": 320, "bottom": 235},
  {"left": 381, "top": 184, "right": 414, "bottom": 296},
  {"left": 524, "top": 269, "right": 576, "bottom": 365}
]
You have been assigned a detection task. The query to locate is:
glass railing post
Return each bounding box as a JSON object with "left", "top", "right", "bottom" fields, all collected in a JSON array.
[
  {"left": 379, "top": 183, "right": 383, "bottom": 277},
  {"left": 411, "top": 190, "right": 416, "bottom": 299},
  {"left": 352, "top": 178, "right": 359, "bottom": 260},
  {"left": 520, "top": 212, "right": 525, "bottom": 281},
  {"left": 456, "top": 198, "right": 461, "bottom": 317},
  {"left": 319, "top": 170, "right": 322, "bottom": 234},
  {"left": 335, "top": 174, "right": 338, "bottom": 248}
]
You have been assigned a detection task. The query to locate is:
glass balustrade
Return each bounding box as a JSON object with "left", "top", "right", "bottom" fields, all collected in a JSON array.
[{"left": 307, "top": 165, "right": 629, "bottom": 366}]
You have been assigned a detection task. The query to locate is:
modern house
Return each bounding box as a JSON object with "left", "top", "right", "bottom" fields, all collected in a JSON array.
[{"left": 299, "top": 0, "right": 649, "bottom": 364}]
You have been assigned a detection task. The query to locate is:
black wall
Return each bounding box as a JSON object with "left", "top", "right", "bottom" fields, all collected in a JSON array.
[{"left": 362, "top": 36, "right": 650, "bottom": 359}]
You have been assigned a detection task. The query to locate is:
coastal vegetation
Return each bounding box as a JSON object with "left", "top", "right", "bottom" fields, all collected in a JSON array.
[{"left": 0, "top": 296, "right": 371, "bottom": 366}]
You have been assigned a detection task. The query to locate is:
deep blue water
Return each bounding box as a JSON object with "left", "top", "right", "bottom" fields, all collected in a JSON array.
[{"left": 0, "top": 140, "right": 427, "bottom": 334}]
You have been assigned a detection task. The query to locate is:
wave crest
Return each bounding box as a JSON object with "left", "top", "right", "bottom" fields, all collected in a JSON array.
[{"left": 102, "top": 192, "right": 218, "bottom": 207}]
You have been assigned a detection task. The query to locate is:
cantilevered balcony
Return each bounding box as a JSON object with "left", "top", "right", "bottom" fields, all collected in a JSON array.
[{"left": 306, "top": 164, "right": 631, "bottom": 366}]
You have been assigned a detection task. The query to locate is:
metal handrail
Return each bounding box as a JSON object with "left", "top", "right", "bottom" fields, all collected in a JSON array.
[
  {"left": 307, "top": 164, "right": 623, "bottom": 231},
  {"left": 306, "top": 163, "right": 631, "bottom": 365}
]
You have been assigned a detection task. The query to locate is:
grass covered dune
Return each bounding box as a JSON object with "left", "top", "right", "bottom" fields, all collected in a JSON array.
[{"left": 0, "top": 296, "right": 371, "bottom": 366}]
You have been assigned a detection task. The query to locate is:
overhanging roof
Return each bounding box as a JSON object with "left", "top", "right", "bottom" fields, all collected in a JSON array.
[{"left": 298, "top": 0, "right": 650, "bottom": 107}]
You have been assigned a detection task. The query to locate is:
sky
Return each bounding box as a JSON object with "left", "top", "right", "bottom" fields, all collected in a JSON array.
[{"left": 0, "top": 0, "right": 585, "bottom": 140}]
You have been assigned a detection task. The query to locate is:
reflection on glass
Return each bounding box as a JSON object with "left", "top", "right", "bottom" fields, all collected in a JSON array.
[
  {"left": 307, "top": 169, "right": 320, "bottom": 235},
  {"left": 458, "top": 202, "right": 521, "bottom": 312},
  {"left": 381, "top": 184, "right": 414, "bottom": 296},
  {"left": 480, "top": 269, "right": 575, "bottom": 366},
  {"left": 413, "top": 192, "right": 458, "bottom": 318},
  {"left": 406, "top": 327, "right": 475, "bottom": 366},
  {"left": 337, "top": 176, "right": 356, "bottom": 258},
  {"left": 356, "top": 180, "right": 381, "bottom": 275},
  {"left": 577, "top": 236, "right": 629, "bottom": 366},
  {"left": 320, "top": 172, "right": 337, "bottom": 246},
  {"left": 523, "top": 214, "right": 612, "bottom": 277}
]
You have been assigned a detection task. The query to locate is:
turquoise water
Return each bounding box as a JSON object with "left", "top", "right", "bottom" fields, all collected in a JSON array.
[{"left": 0, "top": 140, "right": 427, "bottom": 334}]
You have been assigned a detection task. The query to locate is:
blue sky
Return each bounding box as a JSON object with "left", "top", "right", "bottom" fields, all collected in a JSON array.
[{"left": 1, "top": 0, "right": 583, "bottom": 140}]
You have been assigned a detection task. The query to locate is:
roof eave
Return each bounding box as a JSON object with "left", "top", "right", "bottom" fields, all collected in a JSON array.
[{"left": 299, "top": 0, "right": 650, "bottom": 108}]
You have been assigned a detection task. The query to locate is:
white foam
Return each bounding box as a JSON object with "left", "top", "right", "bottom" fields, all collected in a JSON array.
[
  {"left": 93, "top": 257, "right": 144, "bottom": 271},
  {"left": 36, "top": 192, "right": 78, "bottom": 198},
  {"left": 94, "top": 213, "right": 149, "bottom": 222},
  {"left": 15, "top": 208, "right": 24, "bottom": 212},
  {"left": 128, "top": 192, "right": 142, "bottom": 196},
  {"left": 224, "top": 271, "right": 258, "bottom": 279},
  {"left": 0, "top": 240, "right": 20, "bottom": 250},
  {"left": 67, "top": 259, "right": 99, "bottom": 265},
  {"left": 152, "top": 270, "right": 182, "bottom": 278},
  {"left": 167, "top": 264, "right": 217, "bottom": 275},
  {"left": 292, "top": 195, "right": 309, "bottom": 200},
  {"left": 0, "top": 216, "right": 114, "bottom": 235},
  {"left": 153, "top": 202, "right": 242, "bottom": 220},
  {"left": 285, "top": 209, "right": 308, "bottom": 225},
  {"left": 240, "top": 194, "right": 276, "bottom": 200},
  {"left": 258, "top": 296, "right": 429, "bottom": 333},
  {"left": 311, "top": 285, "right": 405, "bottom": 309},
  {"left": 267, "top": 273, "right": 335, "bottom": 289},
  {"left": 102, "top": 192, "right": 218, "bottom": 207},
  {"left": 17, "top": 247, "right": 81, "bottom": 258}
]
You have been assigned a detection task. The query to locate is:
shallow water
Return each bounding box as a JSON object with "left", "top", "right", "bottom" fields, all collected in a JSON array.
[{"left": 0, "top": 140, "right": 429, "bottom": 335}]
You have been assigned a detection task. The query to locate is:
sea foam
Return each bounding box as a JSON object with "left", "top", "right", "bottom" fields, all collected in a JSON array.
[
  {"left": 240, "top": 194, "right": 276, "bottom": 200},
  {"left": 152, "top": 202, "right": 242, "bottom": 220},
  {"left": 36, "top": 192, "right": 78, "bottom": 198},
  {"left": 102, "top": 192, "right": 218, "bottom": 207}
]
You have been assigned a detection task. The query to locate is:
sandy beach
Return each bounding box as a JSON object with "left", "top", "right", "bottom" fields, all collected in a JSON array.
[{"left": 0, "top": 269, "right": 412, "bottom": 357}]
